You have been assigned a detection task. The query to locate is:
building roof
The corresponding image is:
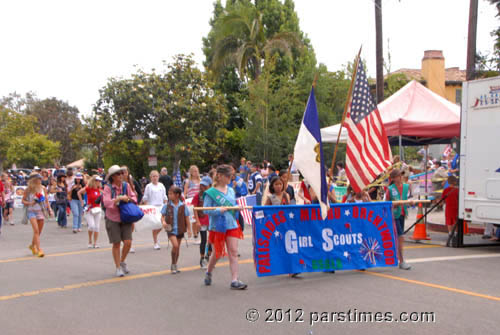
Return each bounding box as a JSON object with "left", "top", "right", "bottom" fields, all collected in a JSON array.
[{"left": 386, "top": 67, "right": 466, "bottom": 84}]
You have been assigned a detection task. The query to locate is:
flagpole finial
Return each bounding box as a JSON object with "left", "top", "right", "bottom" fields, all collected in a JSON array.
[{"left": 312, "top": 73, "right": 319, "bottom": 88}]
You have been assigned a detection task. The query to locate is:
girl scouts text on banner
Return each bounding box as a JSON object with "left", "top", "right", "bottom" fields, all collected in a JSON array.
[{"left": 252, "top": 203, "right": 398, "bottom": 277}]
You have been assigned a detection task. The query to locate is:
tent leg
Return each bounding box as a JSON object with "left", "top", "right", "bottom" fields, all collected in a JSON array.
[
  {"left": 399, "top": 135, "right": 403, "bottom": 160},
  {"left": 424, "top": 148, "right": 428, "bottom": 227}
]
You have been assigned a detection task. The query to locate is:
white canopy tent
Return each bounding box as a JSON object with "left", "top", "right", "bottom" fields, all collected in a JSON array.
[{"left": 320, "top": 123, "right": 348, "bottom": 143}]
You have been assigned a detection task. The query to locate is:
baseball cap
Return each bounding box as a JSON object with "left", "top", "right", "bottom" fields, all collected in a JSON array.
[{"left": 200, "top": 176, "right": 212, "bottom": 187}]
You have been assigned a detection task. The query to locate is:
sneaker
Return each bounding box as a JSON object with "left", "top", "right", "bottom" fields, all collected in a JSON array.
[
  {"left": 88, "top": 243, "right": 93, "bottom": 249},
  {"left": 154, "top": 243, "right": 161, "bottom": 250},
  {"left": 115, "top": 268, "right": 125, "bottom": 277},
  {"left": 73, "top": 230, "right": 77, "bottom": 234},
  {"left": 230, "top": 280, "right": 247, "bottom": 290},
  {"left": 204, "top": 272, "right": 212, "bottom": 286},
  {"left": 78, "top": 228, "right": 82, "bottom": 232},
  {"left": 399, "top": 261, "right": 412, "bottom": 270},
  {"left": 129, "top": 247, "right": 135, "bottom": 253},
  {"left": 200, "top": 257, "right": 207, "bottom": 269},
  {"left": 171, "top": 264, "right": 177, "bottom": 274},
  {"left": 37, "top": 250, "right": 45, "bottom": 258},
  {"left": 120, "top": 262, "right": 130, "bottom": 274},
  {"left": 9, "top": 220, "right": 14, "bottom": 225},
  {"left": 93, "top": 244, "right": 100, "bottom": 249}
]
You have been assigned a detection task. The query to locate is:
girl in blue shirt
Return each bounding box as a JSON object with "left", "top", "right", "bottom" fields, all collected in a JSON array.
[{"left": 203, "top": 165, "right": 247, "bottom": 290}]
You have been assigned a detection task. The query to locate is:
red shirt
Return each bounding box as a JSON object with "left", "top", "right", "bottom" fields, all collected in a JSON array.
[
  {"left": 192, "top": 192, "right": 209, "bottom": 226},
  {"left": 442, "top": 186, "right": 459, "bottom": 218},
  {"left": 86, "top": 187, "right": 102, "bottom": 209}
]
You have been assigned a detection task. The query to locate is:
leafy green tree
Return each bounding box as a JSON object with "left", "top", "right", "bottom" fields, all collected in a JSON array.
[
  {"left": 241, "top": 58, "right": 350, "bottom": 168},
  {"left": 0, "top": 106, "right": 36, "bottom": 171},
  {"left": 75, "top": 111, "right": 114, "bottom": 168},
  {"left": 208, "top": 1, "right": 302, "bottom": 81},
  {"left": 102, "top": 139, "right": 149, "bottom": 180},
  {"left": 24, "top": 97, "right": 82, "bottom": 164},
  {"left": 1, "top": 93, "right": 82, "bottom": 164},
  {"left": 7, "top": 133, "right": 60, "bottom": 168},
  {"left": 95, "top": 54, "right": 227, "bottom": 172},
  {"left": 203, "top": 0, "right": 317, "bottom": 163},
  {"left": 384, "top": 73, "right": 410, "bottom": 99}
]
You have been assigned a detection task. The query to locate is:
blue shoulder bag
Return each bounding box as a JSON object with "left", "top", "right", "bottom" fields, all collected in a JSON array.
[{"left": 111, "top": 182, "right": 144, "bottom": 224}]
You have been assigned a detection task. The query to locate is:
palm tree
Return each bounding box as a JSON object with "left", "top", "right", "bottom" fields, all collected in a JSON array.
[{"left": 209, "top": 3, "right": 302, "bottom": 81}]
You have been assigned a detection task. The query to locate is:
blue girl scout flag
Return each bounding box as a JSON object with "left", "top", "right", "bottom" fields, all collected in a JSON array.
[
  {"left": 252, "top": 203, "right": 398, "bottom": 277},
  {"left": 293, "top": 87, "right": 329, "bottom": 219}
]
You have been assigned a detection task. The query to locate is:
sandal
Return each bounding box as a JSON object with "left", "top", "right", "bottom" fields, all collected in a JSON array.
[{"left": 29, "top": 245, "right": 37, "bottom": 255}]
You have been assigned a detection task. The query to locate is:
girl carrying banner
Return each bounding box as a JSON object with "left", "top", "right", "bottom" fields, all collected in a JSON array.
[
  {"left": 203, "top": 165, "right": 247, "bottom": 290},
  {"left": 385, "top": 169, "right": 413, "bottom": 270}
]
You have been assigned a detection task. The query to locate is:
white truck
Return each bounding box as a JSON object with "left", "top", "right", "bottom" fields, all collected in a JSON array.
[{"left": 459, "top": 76, "right": 500, "bottom": 226}]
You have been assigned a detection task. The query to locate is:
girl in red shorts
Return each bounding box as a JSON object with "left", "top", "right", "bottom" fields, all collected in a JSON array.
[{"left": 202, "top": 165, "right": 246, "bottom": 290}]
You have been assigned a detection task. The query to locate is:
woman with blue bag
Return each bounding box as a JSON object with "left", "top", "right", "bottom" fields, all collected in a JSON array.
[
  {"left": 203, "top": 165, "right": 247, "bottom": 290},
  {"left": 103, "top": 165, "right": 138, "bottom": 277}
]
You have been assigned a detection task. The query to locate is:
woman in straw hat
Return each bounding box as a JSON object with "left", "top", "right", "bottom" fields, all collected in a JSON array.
[{"left": 103, "top": 165, "right": 137, "bottom": 277}]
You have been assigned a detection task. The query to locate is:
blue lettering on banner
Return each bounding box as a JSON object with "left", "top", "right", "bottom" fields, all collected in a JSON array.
[{"left": 252, "top": 202, "right": 398, "bottom": 277}]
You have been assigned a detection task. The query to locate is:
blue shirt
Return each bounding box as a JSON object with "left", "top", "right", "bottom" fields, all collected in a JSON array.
[
  {"left": 203, "top": 187, "right": 239, "bottom": 231},
  {"left": 161, "top": 200, "right": 190, "bottom": 235},
  {"left": 232, "top": 175, "right": 248, "bottom": 198},
  {"left": 248, "top": 172, "right": 263, "bottom": 194},
  {"left": 239, "top": 165, "right": 249, "bottom": 180}
]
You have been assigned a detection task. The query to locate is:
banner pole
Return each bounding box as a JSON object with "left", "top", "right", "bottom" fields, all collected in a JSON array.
[
  {"left": 193, "top": 200, "right": 430, "bottom": 211},
  {"left": 331, "top": 46, "right": 363, "bottom": 174}
]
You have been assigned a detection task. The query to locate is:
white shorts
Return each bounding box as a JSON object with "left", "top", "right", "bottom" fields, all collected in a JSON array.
[{"left": 85, "top": 209, "right": 102, "bottom": 232}]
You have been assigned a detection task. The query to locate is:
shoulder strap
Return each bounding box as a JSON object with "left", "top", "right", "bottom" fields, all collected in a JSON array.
[{"left": 122, "top": 182, "right": 127, "bottom": 196}]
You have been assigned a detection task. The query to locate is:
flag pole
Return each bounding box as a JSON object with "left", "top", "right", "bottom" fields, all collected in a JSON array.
[
  {"left": 312, "top": 72, "right": 319, "bottom": 88},
  {"left": 331, "top": 46, "right": 363, "bottom": 174}
]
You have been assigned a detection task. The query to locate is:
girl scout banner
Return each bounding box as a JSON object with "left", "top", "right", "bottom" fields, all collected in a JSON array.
[{"left": 252, "top": 203, "right": 398, "bottom": 277}]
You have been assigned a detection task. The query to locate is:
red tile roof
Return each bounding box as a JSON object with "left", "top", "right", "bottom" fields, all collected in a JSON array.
[{"left": 386, "top": 67, "right": 466, "bottom": 83}]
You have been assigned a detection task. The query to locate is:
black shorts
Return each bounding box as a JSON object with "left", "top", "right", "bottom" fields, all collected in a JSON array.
[
  {"left": 167, "top": 232, "right": 184, "bottom": 239},
  {"left": 3, "top": 202, "right": 13, "bottom": 210}
]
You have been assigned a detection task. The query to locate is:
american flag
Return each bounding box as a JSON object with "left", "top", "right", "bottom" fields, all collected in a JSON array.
[
  {"left": 174, "top": 169, "right": 182, "bottom": 189},
  {"left": 344, "top": 61, "right": 392, "bottom": 193},
  {"left": 442, "top": 145, "right": 452, "bottom": 158},
  {"left": 236, "top": 194, "right": 256, "bottom": 226}
]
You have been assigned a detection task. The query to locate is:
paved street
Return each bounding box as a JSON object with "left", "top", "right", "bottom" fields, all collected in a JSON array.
[{"left": 1, "top": 209, "right": 500, "bottom": 335}]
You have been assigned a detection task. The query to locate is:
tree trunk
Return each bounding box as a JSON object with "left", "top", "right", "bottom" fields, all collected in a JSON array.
[
  {"left": 375, "top": 0, "right": 384, "bottom": 104},
  {"left": 466, "top": 0, "right": 478, "bottom": 81}
]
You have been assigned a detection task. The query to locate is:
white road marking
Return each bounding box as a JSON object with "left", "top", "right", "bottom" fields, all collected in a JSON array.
[{"left": 408, "top": 253, "right": 500, "bottom": 263}]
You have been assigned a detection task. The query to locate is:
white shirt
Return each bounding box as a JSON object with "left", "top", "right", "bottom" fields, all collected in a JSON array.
[{"left": 142, "top": 183, "right": 167, "bottom": 206}]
